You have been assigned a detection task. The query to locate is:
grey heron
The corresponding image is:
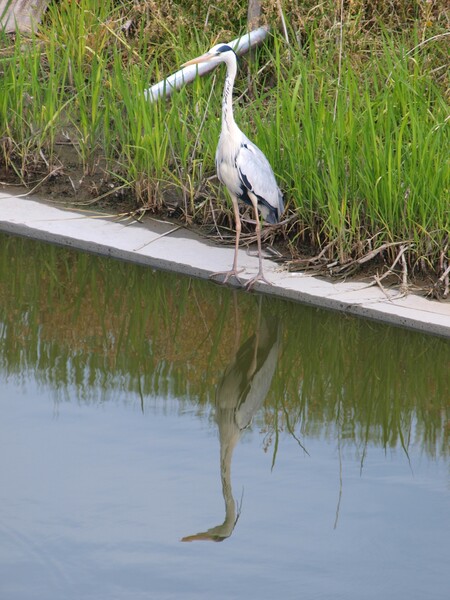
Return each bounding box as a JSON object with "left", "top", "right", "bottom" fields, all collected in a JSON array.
[{"left": 183, "top": 44, "right": 284, "bottom": 289}]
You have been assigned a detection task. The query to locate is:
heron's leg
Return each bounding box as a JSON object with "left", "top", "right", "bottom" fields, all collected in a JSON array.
[
  {"left": 245, "top": 199, "right": 273, "bottom": 290},
  {"left": 231, "top": 196, "right": 242, "bottom": 273},
  {"left": 210, "top": 195, "right": 244, "bottom": 285}
]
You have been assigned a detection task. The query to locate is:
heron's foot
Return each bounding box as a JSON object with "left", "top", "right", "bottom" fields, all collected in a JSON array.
[
  {"left": 244, "top": 271, "right": 273, "bottom": 290},
  {"left": 209, "top": 268, "right": 244, "bottom": 286}
]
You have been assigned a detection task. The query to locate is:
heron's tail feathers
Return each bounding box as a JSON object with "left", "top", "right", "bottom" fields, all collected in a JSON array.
[{"left": 258, "top": 190, "right": 284, "bottom": 224}]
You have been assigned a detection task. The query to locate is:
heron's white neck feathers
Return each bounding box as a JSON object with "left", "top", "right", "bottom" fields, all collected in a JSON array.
[{"left": 221, "top": 54, "right": 240, "bottom": 138}]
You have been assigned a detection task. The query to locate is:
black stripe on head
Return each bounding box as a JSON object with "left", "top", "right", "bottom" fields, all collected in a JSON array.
[
  {"left": 216, "top": 45, "right": 233, "bottom": 54},
  {"left": 215, "top": 44, "right": 241, "bottom": 66}
]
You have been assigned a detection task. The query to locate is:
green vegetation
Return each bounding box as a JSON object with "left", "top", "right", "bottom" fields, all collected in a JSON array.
[{"left": 0, "top": 1, "right": 449, "bottom": 285}]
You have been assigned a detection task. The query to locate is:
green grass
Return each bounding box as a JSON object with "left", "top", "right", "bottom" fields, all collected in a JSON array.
[
  {"left": 261, "top": 30, "right": 449, "bottom": 269},
  {"left": 0, "top": 0, "right": 448, "bottom": 281}
]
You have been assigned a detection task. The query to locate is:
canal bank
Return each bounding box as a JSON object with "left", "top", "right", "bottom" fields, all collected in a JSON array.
[{"left": 1, "top": 189, "right": 449, "bottom": 338}]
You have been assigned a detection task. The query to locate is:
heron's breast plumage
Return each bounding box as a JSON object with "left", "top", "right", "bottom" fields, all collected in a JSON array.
[
  {"left": 216, "top": 128, "right": 284, "bottom": 224},
  {"left": 216, "top": 131, "right": 242, "bottom": 194}
]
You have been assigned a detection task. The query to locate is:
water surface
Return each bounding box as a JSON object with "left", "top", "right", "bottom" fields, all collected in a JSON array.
[{"left": 0, "top": 234, "right": 448, "bottom": 600}]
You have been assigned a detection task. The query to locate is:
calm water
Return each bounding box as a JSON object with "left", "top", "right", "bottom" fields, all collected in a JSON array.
[{"left": 0, "top": 233, "right": 449, "bottom": 600}]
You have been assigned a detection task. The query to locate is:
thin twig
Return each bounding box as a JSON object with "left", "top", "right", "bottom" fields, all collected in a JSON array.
[
  {"left": 15, "top": 167, "right": 63, "bottom": 197},
  {"left": 276, "top": 0, "right": 290, "bottom": 46},
  {"left": 357, "top": 241, "right": 409, "bottom": 264},
  {"left": 190, "top": 73, "right": 217, "bottom": 166},
  {"left": 438, "top": 263, "right": 450, "bottom": 283},
  {"left": 400, "top": 246, "right": 409, "bottom": 294},
  {"left": 434, "top": 262, "right": 450, "bottom": 298},
  {"left": 333, "top": 0, "right": 345, "bottom": 122},
  {"left": 133, "top": 225, "right": 182, "bottom": 251},
  {"left": 374, "top": 273, "right": 392, "bottom": 299},
  {"left": 386, "top": 32, "right": 450, "bottom": 84}
]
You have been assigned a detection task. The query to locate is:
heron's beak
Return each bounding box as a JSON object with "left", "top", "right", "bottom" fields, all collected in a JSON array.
[{"left": 181, "top": 53, "right": 214, "bottom": 68}]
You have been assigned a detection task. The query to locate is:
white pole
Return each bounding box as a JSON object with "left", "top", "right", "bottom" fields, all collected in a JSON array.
[{"left": 144, "top": 26, "right": 269, "bottom": 102}]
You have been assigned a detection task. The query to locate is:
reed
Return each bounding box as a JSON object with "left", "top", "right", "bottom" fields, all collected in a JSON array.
[
  {"left": 0, "top": 1, "right": 448, "bottom": 279},
  {"left": 260, "top": 30, "right": 449, "bottom": 272}
]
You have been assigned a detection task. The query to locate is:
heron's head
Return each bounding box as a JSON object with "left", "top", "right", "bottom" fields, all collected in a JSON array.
[{"left": 182, "top": 44, "right": 237, "bottom": 68}]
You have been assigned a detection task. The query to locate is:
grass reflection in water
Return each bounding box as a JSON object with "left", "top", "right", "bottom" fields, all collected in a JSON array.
[{"left": 0, "top": 233, "right": 448, "bottom": 466}]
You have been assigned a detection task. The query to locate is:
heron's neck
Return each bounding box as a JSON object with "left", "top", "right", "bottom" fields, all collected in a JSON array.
[{"left": 222, "top": 58, "right": 238, "bottom": 134}]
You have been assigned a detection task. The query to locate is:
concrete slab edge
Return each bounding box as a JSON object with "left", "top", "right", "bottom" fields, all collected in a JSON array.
[{"left": 1, "top": 193, "right": 449, "bottom": 339}]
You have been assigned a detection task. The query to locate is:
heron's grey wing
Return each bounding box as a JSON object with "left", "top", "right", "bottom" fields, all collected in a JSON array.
[
  {"left": 234, "top": 319, "right": 280, "bottom": 430},
  {"left": 235, "top": 142, "right": 282, "bottom": 217}
]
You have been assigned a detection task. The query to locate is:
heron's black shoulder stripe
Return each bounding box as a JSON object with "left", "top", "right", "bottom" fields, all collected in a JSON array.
[{"left": 240, "top": 170, "right": 252, "bottom": 191}]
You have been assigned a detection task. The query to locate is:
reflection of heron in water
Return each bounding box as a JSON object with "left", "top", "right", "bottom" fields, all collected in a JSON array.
[{"left": 181, "top": 300, "right": 280, "bottom": 542}]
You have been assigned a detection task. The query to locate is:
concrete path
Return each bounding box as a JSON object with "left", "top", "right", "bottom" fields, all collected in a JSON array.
[{"left": 1, "top": 190, "right": 449, "bottom": 338}]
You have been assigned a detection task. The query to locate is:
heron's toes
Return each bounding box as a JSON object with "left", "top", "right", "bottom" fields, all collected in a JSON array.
[
  {"left": 209, "top": 269, "right": 244, "bottom": 286},
  {"left": 244, "top": 272, "right": 273, "bottom": 290}
]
